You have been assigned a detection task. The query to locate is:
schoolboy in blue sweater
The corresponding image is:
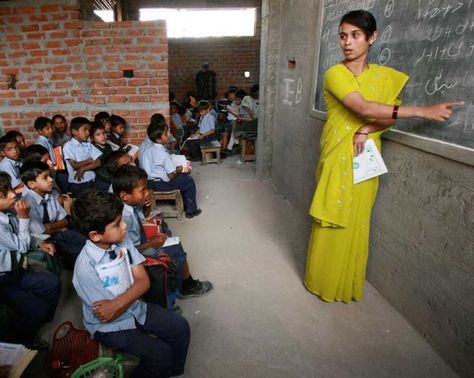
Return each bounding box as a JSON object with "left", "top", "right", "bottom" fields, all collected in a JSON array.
[{"left": 72, "top": 191, "right": 190, "bottom": 378}]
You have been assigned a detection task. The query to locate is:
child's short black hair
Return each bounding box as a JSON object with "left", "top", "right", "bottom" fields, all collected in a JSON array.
[
  {"left": 34, "top": 116, "right": 52, "bottom": 131},
  {"left": 0, "top": 133, "right": 18, "bottom": 150},
  {"left": 110, "top": 114, "right": 126, "bottom": 128},
  {"left": 22, "top": 144, "right": 49, "bottom": 161},
  {"left": 72, "top": 190, "right": 124, "bottom": 236},
  {"left": 70, "top": 117, "right": 91, "bottom": 131},
  {"left": 150, "top": 113, "right": 165, "bottom": 125},
  {"left": 112, "top": 165, "right": 148, "bottom": 194},
  {"left": 90, "top": 120, "right": 105, "bottom": 136},
  {"left": 147, "top": 121, "right": 167, "bottom": 142},
  {"left": 102, "top": 150, "right": 128, "bottom": 176},
  {"left": 20, "top": 160, "right": 50, "bottom": 185},
  {"left": 52, "top": 114, "right": 66, "bottom": 123},
  {"left": 0, "top": 172, "right": 12, "bottom": 196},
  {"left": 94, "top": 111, "right": 110, "bottom": 124},
  {"left": 197, "top": 100, "right": 210, "bottom": 111},
  {"left": 235, "top": 89, "right": 247, "bottom": 99},
  {"left": 4, "top": 130, "right": 23, "bottom": 139},
  {"left": 250, "top": 84, "right": 259, "bottom": 94}
]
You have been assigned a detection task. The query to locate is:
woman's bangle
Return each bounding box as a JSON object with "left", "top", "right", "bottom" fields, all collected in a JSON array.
[
  {"left": 392, "top": 105, "right": 399, "bottom": 119},
  {"left": 355, "top": 132, "right": 368, "bottom": 135}
]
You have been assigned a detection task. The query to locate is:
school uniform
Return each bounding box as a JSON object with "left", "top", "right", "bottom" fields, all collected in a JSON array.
[
  {"left": 92, "top": 143, "right": 114, "bottom": 192},
  {"left": 73, "top": 238, "right": 190, "bottom": 378},
  {"left": 0, "top": 211, "right": 60, "bottom": 343},
  {"left": 22, "top": 187, "right": 86, "bottom": 269},
  {"left": 62, "top": 138, "right": 102, "bottom": 197},
  {"left": 187, "top": 112, "right": 216, "bottom": 160},
  {"left": 107, "top": 132, "right": 122, "bottom": 151},
  {"left": 35, "top": 135, "right": 56, "bottom": 164},
  {"left": 139, "top": 143, "right": 198, "bottom": 216},
  {"left": 0, "top": 157, "right": 22, "bottom": 189}
]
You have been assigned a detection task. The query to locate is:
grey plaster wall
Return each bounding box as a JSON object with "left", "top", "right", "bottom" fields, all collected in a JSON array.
[{"left": 258, "top": 0, "right": 474, "bottom": 376}]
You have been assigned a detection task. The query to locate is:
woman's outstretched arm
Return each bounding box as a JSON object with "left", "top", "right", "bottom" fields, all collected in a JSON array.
[{"left": 342, "top": 92, "right": 463, "bottom": 122}]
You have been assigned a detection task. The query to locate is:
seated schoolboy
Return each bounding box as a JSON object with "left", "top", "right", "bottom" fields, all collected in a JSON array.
[
  {"left": 0, "top": 172, "right": 60, "bottom": 350},
  {"left": 72, "top": 191, "right": 190, "bottom": 378},
  {"left": 4, "top": 130, "right": 26, "bottom": 152},
  {"left": 90, "top": 122, "right": 114, "bottom": 192},
  {"left": 187, "top": 100, "right": 216, "bottom": 161},
  {"left": 51, "top": 114, "right": 71, "bottom": 146},
  {"left": 113, "top": 165, "right": 213, "bottom": 297},
  {"left": 107, "top": 114, "right": 128, "bottom": 151},
  {"left": 34, "top": 117, "right": 56, "bottom": 166},
  {"left": 62, "top": 117, "right": 102, "bottom": 197},
  {"left": 0, "top": 133, "right": 23, "bottom": 193},
  {"left": 94, "top": 111, "right": 112, "bottom": 134},
  {"left": 20, "top": 160, "right": 86, "bottom": 269},
  {"left": 139, "top": 122, "right": 202, "bottom": 219}
]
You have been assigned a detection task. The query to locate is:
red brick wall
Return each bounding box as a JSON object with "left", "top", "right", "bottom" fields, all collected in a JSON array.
[
  {"left": 169, "top": 37, "right": 260, "bottom": 102},
  {"left": 0, "top": 1, "right": 169, "bottom": 145},
  {"left": 168, "top": 7, "right": 261, "bottom": 102}
]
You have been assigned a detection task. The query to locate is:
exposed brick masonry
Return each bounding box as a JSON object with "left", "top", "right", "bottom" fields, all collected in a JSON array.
[{"left": 0, "top": 1, "right": 169, "bottom": 145}]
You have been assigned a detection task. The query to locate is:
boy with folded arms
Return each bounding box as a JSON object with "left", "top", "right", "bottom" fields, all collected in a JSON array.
[{"left": 72, "top": 191, "right": 190, "bottom": 378}]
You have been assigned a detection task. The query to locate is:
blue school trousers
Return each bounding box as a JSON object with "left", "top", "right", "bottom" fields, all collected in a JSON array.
[
  {"left": 148, "top": 174, "right": 198, "bottom": 215},
  {"left": 0, "top": 270, "right": 61, "bottom": 341},
  {"left": 69, "top": 181, "right": 95, "bottom": 197},
  {"left": 94, "top": 303, "right": 190, "bottom": 378}
]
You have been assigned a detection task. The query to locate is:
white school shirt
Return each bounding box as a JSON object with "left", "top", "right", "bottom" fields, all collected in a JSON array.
[
  {"left": 139, "top": 143, "right": 175, "bottom": 183},
  {"left": 0, "top": 212, "right": 30, "bottom": 273},
  {"left": 62, "top": 138, "right": 102, "bottom": 184},
  {"left": 36, "top": 135, "right": 56, "bottom": 163},
  {"left": 198, "top": 113, "right": 215, "bottom": 135},
  {"left": 0, "top": 157, "right": 22, "bottom": 188},
  {"left": 21, "top": 187, "right": 67, "bottom": 234}
]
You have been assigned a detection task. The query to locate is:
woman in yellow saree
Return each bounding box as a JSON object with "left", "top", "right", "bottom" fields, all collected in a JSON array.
[{"left": 304, "top": 10, "right": 462, "bottom": 303}]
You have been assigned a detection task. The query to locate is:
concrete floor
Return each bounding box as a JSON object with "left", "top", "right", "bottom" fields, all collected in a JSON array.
[{"left": 30, "top": 154, "right": 457, "bottom": 378}]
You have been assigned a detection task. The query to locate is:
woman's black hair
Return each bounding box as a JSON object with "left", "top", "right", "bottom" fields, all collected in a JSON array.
[{"left": 340, "top": 10, "right": 377, "bottom": 40}]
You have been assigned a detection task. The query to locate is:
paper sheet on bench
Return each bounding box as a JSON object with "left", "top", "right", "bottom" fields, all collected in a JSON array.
[
  {"left": 353, "top": 139, "right": 388, "bottom": 184},
  {"left": 95, "top": 248, "right": 134, "bottom": 296},
  {"left": 163, "top": 236, "right": 180, "bottom": 247}
]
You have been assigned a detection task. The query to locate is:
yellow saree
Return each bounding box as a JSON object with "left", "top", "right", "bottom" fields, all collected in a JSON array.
[{"left": 304, "top": 63, "right": 409, "bottom": 303}]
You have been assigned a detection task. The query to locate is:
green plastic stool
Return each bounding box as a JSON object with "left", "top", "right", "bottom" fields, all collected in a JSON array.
[{"left": 71, "top": 354, "right": 123, "bottom": 378}]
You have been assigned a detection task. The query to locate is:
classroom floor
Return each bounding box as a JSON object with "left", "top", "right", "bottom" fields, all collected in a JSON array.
[{"left": 27, "top": 154, "right": 458, "bottom": 378}]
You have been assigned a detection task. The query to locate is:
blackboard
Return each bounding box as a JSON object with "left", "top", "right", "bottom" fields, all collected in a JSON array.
[{"left": 314, "top": 0, "right": 474, "bottom": 150}]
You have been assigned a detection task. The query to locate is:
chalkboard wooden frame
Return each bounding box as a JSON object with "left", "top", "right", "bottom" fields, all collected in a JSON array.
[{"left": 308, "top": 1, "right": 474, "bottom": 167}]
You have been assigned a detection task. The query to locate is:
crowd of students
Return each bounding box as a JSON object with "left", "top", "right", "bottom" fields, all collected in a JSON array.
[{"left": 0, "top": 110, "right": 218, "bottom": 377}]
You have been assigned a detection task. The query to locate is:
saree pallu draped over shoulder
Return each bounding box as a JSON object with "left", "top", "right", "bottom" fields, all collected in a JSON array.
[{"left": 304, "top": 64, "right": 409, "bottom": 303}]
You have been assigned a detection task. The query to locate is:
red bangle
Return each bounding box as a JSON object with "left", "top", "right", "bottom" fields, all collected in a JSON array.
[{"left": 392, "top": 105, "right": 399, "bottom": 119}]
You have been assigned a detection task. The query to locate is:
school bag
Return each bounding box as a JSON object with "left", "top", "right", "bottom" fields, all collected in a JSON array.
[{"left": 143, "top": 253, "right": 179, "bottom": 309}]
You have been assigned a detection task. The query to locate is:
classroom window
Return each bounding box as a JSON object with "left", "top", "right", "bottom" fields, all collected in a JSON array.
[
  {"left": 139, "top": 8, "right": 256, "bottom": 38},
  {"left": 94, "top": 10, "right": 114, "bottom": 22}
]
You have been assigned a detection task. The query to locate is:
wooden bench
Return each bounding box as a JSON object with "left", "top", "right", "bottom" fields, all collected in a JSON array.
[
  {"left": 151, "top": 190, "right": 184, "bottom": 219},
  {"left": 200, "top": 140, "right": 222, "bottom": 165},
  {"left": 239, "top": 136, "right": 256, "bottom": 162}
]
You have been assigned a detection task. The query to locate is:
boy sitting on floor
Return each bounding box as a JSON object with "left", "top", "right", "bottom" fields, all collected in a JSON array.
[
  {"left": 0, "top": 133, "right": 23, "bottom": 193},
  {"left": 139, "top": 121, "right": 201, "bottom": 219},
  {"left": 112, "top": 165, "right": 213, "bottom": 298},
  {"left": 20, "top": 160, "right": 86, "bottom": 269},
  {"left": 62, "top": 117, "right": 102, "bottom": 197},
  {"left": 0, "top": 173, "right": 60, "bottom": 350},
  {"left": 72, "top": 191, "right": 190, "bottom": 378}
]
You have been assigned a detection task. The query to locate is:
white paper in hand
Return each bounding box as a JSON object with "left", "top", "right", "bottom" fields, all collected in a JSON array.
[
  {"left": 353, "top": 139, "right": 388, "bottom": 184},
  {"left": 95, "top": 248, "right": 134, "bottom": 296}
]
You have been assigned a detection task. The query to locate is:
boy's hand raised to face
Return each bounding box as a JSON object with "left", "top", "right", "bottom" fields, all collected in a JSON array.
[
  {"left": 148, "top": 233, "right": 168, "bottom": 248},
  {"left": 14, "top": 200, "right": 30, "bottom": 219}
]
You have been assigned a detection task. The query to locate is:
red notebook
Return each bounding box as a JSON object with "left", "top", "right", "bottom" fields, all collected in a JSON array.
[{"left": 143, "top": 223, "right": 161, "bottom": 240}]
